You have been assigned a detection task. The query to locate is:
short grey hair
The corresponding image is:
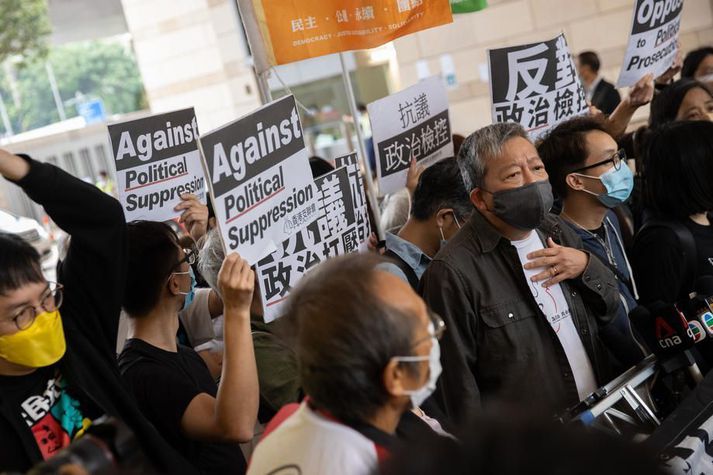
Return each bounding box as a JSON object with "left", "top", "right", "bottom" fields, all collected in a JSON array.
[
  {"left": 198, "top": 228, "right": 224, "bottom": 296},
  {"left": 456, "top": 123, "right": 529, "bottom": 191}
]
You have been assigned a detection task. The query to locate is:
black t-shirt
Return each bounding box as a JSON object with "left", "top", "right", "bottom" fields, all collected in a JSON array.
[
  {"left": 633, "top": 218, "right": 713, "bottom": 304},
  {"left": 686, "top": 219, "right": 713, "bottom": 284},
  {"left": 0, "top": 365, "right": 102, "bottom": 471},
  {"left": 118, "top": 339, "right": 246, "bottom": 475}
]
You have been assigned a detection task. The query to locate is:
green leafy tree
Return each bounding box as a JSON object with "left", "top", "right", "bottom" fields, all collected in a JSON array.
[
  {"left": 0, "top": 0, "right": 51, "bottom": 64},
  {"left": 1, "top": 41, "right": 146, "bottom": 133}
]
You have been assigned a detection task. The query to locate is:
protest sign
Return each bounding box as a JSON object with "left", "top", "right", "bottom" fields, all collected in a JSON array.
[
  {"left": 237, "top": 0, "right": 452, "bottom": 72},
  {"left": 450, "top": 0, "right": 487, "bottom": 14},
  {"left": 368, "top": 76, "right": 453, "bottom": 195},
  {"left": 488, "top": 33, "right": 588, "bottom": 140},
  {"left": 108, "top": 108, "right": 206, "bottom": 222},
  {"left": 617, "top": 0, "right": 683, "bottom": 87},
  {"left": 199, "top": 95, "right": 317, "bottom": 265},
  {"left": 257, "top": 153, "right": 371, "bottom": 322}
]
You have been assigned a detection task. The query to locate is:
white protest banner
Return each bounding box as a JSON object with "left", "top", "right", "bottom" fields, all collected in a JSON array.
[
  {"left": 617, "top": 0, "right": 683, "bottom": 87},
  {"left": 199, "top": 95, "right": 317, "bottom": 265},
  {"left": 256, "top": 153, "right": 371, "bottom": 322},
  {"left": 368, "top": 76, "right": 453, "bottom": 195},
  {"left": 489, "top": 33, "right": 588, "bottom": 141},
  {"left": 108, "top": 108, "right": 206, "bottom": 222}
]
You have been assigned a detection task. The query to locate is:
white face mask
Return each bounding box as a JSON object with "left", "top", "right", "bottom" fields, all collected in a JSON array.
[
  {"left": 392, "top": 322, "right": 443, "bottom": 408},
  {"left": 439, "top": 212, "right": 462, "bottom": 249}
]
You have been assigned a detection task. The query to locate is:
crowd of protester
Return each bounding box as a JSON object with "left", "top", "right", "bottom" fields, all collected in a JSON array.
[{"left": 0, "top": 44, "right": 713, "bottom": 475}]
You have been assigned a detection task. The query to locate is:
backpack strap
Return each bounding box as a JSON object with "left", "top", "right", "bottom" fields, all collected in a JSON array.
[
  {"left": 637, "top": 218, "right": 698, "bottom": 296},
  {"left": 383, "top": 249, "right": 419, "bottom": 290}
]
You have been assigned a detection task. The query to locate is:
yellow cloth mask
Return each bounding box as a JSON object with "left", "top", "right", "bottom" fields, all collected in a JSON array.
[{"left": 0, "top": 310, "right": 66, "bottom": 367}]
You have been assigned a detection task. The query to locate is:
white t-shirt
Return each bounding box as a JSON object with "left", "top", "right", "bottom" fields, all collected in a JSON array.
[
  {"left": 248, "top": 403, "right": 381, "bottom": 475},
  {"left": 511, "top": 231, "right": 598, "bottom": 400}
]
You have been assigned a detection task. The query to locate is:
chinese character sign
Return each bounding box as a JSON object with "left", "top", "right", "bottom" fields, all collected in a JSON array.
[
  {"left": 239, "top": 0, "right": 452, "bottom": 71},
  {"left": 256, "top": 158, "right": 370, "bottom": 322},
  {"left": 368, "top": 76, "right": 453, "bottom": 195},
  {"left": 617, "top": 0, "right": 683, "bottom": 87},
  {"left": 199, "top": 95, "right": 317, "bottom": 265},
  {"left": 488, "top": 33, "right": 587, "bottom": 141},
  {"left": 108, "top": 108, "right": 207, "bottom": 222}
]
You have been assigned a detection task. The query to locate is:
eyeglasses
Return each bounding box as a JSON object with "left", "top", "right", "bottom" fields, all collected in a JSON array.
[
  {"left": 175, "top": 247, "right": 197, "bottom": 269},
  {"left": 6, "top": 282, "right": 64, "bottom": 331},
  {"left": 571, "top": 149, "right": 626, "bottom": 174},
  {"left": 410, "top": 311, "right": 447, "bottom": 348}
]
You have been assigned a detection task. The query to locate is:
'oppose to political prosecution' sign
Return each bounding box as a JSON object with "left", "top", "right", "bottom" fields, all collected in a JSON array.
[
  {"left": 488, "top": 33, "right": 588, "bottom": 140},
  {"left": 238, "top": 0, "right": 452, "bottom": 72},
  {"left": 368, "top": 76, "right": 453, "bottom": 195},
  {"left": 256, "top": 153, "right": 371, "bottom": 322},
  {"left": 108, "top": 108, "right": 207, "bottom": 222},
  {"left": 199, "top": 95, "right": 317, "bottom": 265},
  {"left": 617, "top": 0, "right": 683, "bottom": 87}
]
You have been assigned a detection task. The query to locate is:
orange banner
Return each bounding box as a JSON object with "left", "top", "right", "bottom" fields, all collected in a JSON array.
[{"left": 252, "top": 0, "right": 453, "bottom": 66}]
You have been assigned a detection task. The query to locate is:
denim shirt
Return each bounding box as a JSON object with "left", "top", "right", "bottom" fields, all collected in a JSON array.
[
  {"left": 563, "top": 212, "right": 646, "bottom": 368},
  {"left": 381, "top": 232, "right": 432, "bottom": 284}
]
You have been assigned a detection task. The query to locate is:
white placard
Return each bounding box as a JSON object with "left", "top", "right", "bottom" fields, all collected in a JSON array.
[
  {"left": 368, "top": 76, "right": 453, "bottom": 195},
  {"left": 617, "top": 0, "right": 683, "bottom": 87}
]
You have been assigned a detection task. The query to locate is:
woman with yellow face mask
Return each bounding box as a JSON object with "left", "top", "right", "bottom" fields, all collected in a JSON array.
[{"left": 0, "top": 149, "right": 197, "bottom": 474}]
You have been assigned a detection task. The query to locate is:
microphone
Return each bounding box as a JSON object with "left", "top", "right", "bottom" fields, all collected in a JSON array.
[
  {"left": 630, "top": 303, "right": 702, "bottom": 383},
  {"left": 647, "top": 302, "right": 694, "bottom": 355}
]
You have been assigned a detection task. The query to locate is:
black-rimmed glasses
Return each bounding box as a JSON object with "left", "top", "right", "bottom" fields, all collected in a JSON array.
[{"left": 571, "top": 149, "right": 626, "bottom": 174}]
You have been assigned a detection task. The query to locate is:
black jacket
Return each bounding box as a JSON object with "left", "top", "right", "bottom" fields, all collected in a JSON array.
[
  {"left": 419, "top": 211, "right": 620, "bottom": 422},
  {"left": 0, "top": 156, "right": 197, "bottom": 473},
  {"left": 591, "top": 78, "right": 621, "bottom": 115}
]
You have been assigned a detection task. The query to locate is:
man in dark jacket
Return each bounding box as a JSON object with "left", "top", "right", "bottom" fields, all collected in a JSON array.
[
  {"left": 0, "top": 150, "right": 195, "bottom": 473},
  {"left": 419, "top": 123, "right": 621, "bottom": 422},
  {"left": 578, "top": 51, "right": 621, "bottom": 114}
]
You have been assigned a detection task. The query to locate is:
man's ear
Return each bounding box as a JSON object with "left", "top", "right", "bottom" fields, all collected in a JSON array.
[
  {"left": 382, "top": 358, "right": 407, "bottom": 397},
  {"left": 470, "top": 188, "right": 487, "bottom": 213},
  {"left": 435, "top": 208, "right": 454, "bottom": 228},
  {"left": 565, "top": 173, "right": 586, "bottom": 192},
  {"left": 166, "top": 273, "right": 180, "bottom": 296}
]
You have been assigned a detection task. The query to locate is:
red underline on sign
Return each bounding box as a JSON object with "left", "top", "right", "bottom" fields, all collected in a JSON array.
[
  {"left": 267, "top": 295, "right": 290, "bottom": 307},
  {"left": 527, "top": 123, "right": 549, "bottom": 132},
  {"left": 125, "top": 172, "right": 189, "bottom": 192},
  {"left": 225, "top": 187, "right": 286, "bottom": 224}
]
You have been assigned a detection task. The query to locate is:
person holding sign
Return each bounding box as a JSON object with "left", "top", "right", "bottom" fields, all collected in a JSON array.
[
  {"left": 0, "top": 150, "right": 193, "bottom": 473},
  {"left": 420, "top": 123, "right": 620, "bottom": 422},
  {"left": 118, "top": 221, "right": 258, "bottom": 474}
]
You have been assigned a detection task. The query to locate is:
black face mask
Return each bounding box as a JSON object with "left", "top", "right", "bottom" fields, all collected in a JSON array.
[{"left": 485, "top": 180, "right": 554, "bottom": 230}]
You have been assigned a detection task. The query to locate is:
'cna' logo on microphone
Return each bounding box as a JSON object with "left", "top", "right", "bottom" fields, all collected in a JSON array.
[{"left": 655, "top": 310, "right": 693, "bottom": 349}]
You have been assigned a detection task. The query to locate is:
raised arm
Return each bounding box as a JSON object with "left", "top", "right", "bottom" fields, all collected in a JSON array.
[{"left": 0, "top": 150, "right": 127, "bottom": 355}]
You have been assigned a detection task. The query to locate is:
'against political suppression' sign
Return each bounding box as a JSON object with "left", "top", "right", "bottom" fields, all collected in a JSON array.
[
  {"left": 368, "top": 76, "right": 453, "bottom": 195},
  {"left": 617, "top": 0, "right": 683, "bottom": 87},
  {"left": 489, "top": 33, "right": 587, "bottom": 140},
  {"left": 109, "top": 108, "right": 207, "bottom": 222},
  {"left": 256, "top": 153, "right": 371, "bottom": 322},
  {"left": 200, "top": 95, "right": 316, "bottom": 265}
]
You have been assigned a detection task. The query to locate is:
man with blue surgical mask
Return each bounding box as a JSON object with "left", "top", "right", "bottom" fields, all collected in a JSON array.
[
  {"left": 118, "top": 221, "right": 259, "bottom": 474},
  {"left": 538, "top": 116, "right": 646, "bottom": 370}
]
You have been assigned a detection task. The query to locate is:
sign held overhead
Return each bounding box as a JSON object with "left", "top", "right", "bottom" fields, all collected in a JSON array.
[{"left": 108, "top": 108, "right": 207, "bottom": 222}]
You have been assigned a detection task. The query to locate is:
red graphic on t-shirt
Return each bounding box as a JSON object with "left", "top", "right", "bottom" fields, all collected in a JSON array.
[{"left": 31, "top": 412, "right": 71, "bottom": 459}]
